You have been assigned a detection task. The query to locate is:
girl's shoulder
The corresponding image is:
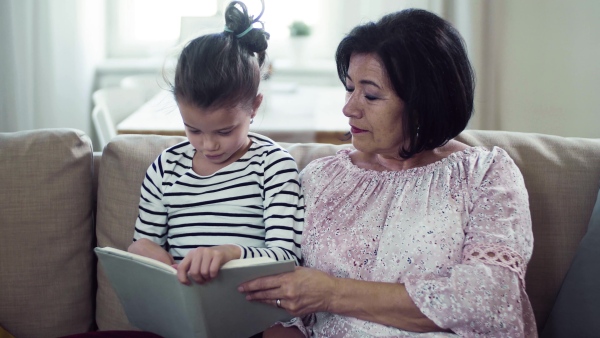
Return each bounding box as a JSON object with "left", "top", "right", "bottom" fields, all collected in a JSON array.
[
  {"left": 160, "top": 140, "right": 195, "bottom": 161},
  {"left": 248, "top": 133, "right": 295, "bottom": 161}
]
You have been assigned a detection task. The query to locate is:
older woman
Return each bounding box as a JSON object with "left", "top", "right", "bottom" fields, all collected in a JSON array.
[{"left": 240, "top": 8, "right": 536, "bottom": 337}]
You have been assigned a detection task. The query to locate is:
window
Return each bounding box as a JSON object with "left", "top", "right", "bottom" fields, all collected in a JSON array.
[
  {"left": 106, "top": 0, "right": 220, "bottom": 58},
  {"left": 105, "top": 0, "right": 437, "bottom": 63}
]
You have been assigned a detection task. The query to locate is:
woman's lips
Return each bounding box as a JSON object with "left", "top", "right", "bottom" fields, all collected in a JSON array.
[{"left": 350, "top": 125, "right": 368, "bottom": 134}]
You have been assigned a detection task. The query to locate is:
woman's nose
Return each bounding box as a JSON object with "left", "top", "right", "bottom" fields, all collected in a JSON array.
[{"left": 342, "top": 91, "right": 361, "bottom": 118}]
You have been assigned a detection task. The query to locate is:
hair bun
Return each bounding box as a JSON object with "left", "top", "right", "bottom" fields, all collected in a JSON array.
[{"left": 224, "top": 1, "right": 270, "bottom": 53}]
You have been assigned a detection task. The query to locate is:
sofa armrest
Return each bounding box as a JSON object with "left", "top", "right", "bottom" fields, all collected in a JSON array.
[{"left": 0, "top": 128, "right": 96, "bottom": 337}]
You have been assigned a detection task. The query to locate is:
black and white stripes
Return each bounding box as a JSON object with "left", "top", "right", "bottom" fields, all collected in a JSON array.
[{"left": 133, "top": 133, "right": 304, "bottom": 264}]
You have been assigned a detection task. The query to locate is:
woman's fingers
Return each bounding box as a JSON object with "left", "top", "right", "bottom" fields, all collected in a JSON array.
[
  {"left": 240, "top": 267, "right": 338, "bottom": 317},
  {"left": 238, "top": 274, "right": 283, "bottom": 293}
]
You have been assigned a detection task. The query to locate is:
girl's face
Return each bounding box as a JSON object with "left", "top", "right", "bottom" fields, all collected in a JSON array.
[
  {"left": 178, "top": 95, "right": 262, "bottom": 168},
  {"left": 342, "top": 53, "right": 406, "bottom": 158}
]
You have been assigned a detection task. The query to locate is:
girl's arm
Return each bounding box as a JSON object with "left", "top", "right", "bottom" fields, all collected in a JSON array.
[
  {"left": 128, "top": 238, "right": 174, "bottom": 266},
  {"left": 238, "top": 149, "right": 304, "bottom": 264},
  {"left": 132, "top": 154, "right": 169, "bottom": 254}
]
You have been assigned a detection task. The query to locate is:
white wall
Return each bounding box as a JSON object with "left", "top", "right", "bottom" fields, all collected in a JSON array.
[{"left": 495, "top": 0, "right": 600, "bottom": 137}]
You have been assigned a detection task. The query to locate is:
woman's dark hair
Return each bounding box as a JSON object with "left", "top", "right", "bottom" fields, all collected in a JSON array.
[
  {"left": 335, "top": 8, "right": 475, "bottom": 159},
  {"left": 172, "top": 1, "right": 270, "bottom": 110}
]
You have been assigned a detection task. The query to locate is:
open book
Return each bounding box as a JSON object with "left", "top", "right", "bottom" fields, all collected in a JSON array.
[{"left": 95, "top": 247, "right": 295, "bottom": 338}]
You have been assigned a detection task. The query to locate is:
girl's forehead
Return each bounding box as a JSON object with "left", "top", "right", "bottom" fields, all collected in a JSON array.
[{"left": 179, "top": 101, "right": 250, "bottom": 129}]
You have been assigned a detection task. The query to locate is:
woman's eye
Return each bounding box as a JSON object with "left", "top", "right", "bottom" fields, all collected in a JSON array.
[
  {"left": 345, "top": 86, "right": 355, "bottom": 93},
  {"left": 365, "top": 95, "right": 378, "bottom": 101},
  {"left": 218, "top": 131, "right": 232, "bottom": 136}
]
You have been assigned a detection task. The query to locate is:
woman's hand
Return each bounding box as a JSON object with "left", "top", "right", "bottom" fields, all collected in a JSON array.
[
  {"left": 238, "top": 266, "right": 338, "bottom": 317},
  {"left": 176, "top": 244, "right": 241, "bottom": 285},
  {"left": 242, "top": 266, "right": 446, "bottom": 333}
]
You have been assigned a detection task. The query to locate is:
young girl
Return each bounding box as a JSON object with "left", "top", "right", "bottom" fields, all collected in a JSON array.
[{"left": 128, "top": 0, "right": 303, "bottom": 286}]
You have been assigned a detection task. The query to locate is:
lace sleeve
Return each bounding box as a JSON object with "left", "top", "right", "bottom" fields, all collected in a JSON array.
[
  {"left": 463, "top": 243, "right": 527, "bottom": 285},
  {"left": 463, "top": 147, "right": 534, "bottom": 280}
]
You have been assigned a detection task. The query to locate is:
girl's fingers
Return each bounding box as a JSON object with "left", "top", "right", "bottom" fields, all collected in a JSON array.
[{"left": 176, "top": 258, "right": 191, "bottom": 285}]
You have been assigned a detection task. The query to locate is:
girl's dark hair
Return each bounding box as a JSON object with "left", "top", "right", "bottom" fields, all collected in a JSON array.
[
  {"left": 172, "top": 1, "right": 270, "bottom": 110},
  {"left": 335, "top": 8, "right": 475, "bottom": 159}
]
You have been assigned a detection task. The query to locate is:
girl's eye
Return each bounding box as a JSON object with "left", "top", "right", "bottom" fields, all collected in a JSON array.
[
  {"left": 218, "top": 130, "right": 232, "bottom": 136},
  {"left": 189, "top": 130, "right": 201, "bottom": 134}
]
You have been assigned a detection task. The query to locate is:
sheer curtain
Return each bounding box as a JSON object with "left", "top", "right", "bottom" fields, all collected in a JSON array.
[{"left": 0, "top": 0, "right": 104, "bottom": 134}]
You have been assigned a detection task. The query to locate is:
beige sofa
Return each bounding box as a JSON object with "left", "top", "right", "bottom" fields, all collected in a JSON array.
[{"left": 1, "top": 128, "right": 599, "bottom": 337}]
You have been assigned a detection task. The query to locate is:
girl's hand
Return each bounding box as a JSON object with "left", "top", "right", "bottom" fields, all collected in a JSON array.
[
  {"left": 238, "top": 266, "right": 338, "bottom": 317},
  {"left": 177, "top": 244, "right": 241, "bottom": 285}
]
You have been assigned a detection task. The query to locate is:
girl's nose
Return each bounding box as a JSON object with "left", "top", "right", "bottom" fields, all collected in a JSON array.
[{"left": 203, "top": 135, "right": 219, "bottom": 151}]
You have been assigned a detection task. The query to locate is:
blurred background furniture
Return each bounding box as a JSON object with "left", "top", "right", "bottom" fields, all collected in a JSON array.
[
  {"left": 116, "top": 83, "right": 351, "bottom": 144},
  {"left": 119, "top": 74, "right": 166, "bottom": 101},
  {"left": 91, "top": 87, "right": 146, "bottom": 149}
]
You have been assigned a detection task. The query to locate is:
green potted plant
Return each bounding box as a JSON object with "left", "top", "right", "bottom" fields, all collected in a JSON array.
[
  {"left": 288, "top": 21, "right": 311, "bottom": 66},
  {"left": 289, "top": 21, "right": 311, "bottom": 37}
]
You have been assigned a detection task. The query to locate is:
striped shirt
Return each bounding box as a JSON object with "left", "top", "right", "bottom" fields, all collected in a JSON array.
[{"left": 133, "top": 133, "right": 303, "bottom": 264}]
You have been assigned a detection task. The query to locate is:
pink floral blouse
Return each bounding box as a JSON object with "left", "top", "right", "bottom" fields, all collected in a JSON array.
[{"left": 295, "top": 147, "right": 537, "bottom": 337}]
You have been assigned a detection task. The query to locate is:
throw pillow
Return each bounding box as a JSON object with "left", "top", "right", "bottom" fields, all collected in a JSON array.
[{"left": 541, "top": 184, "right": 600, "bottom": 337}]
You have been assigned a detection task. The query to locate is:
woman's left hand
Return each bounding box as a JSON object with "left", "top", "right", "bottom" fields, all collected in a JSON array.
[{"left": 238, "top": 266, "right": 337, "bottom": 317}]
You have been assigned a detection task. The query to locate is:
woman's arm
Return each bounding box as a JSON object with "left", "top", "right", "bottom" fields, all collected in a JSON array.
[{"left": 239, "top": 266, "right": 446, "bottom": 333}]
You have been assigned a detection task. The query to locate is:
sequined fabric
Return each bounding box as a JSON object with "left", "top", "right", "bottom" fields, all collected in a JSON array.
[{"left": 295, "top": 146, "right": 536, "bottom": 337}]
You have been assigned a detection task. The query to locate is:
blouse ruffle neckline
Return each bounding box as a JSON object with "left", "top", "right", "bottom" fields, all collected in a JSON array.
[{"left": 336, "top": 146, "right": 483, "bottom": 178}]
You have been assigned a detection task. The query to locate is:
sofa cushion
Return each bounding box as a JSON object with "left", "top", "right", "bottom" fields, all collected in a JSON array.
[
  {"left": 0, "top": 129, "right": 95, "bottom": 337},
  {"left": 540, "top": 185, "right": 600, "bottom": 337},
  {"left": 456, "top": 130, "right": 600, "bottom": 331},
  {"left": 95, "top": 134, "right": 186, "bottom": 330}
]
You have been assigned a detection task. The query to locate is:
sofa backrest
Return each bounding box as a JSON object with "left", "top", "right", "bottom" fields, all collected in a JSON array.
[
  {"left": 94, "top": 130, "right": 600, "bottom": 333},
  {"left": 0, "top": 129, "right": 96, "bottom": 337}
]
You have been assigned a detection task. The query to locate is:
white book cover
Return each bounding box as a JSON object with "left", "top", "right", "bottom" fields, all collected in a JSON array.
[{"left": 95, "top": 247, "right": 295, "bottom": 338}]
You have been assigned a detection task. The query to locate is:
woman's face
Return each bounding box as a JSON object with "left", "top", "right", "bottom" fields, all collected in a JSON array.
[{"left": 343, "top": 53, "right": 406, "bottom": 158}]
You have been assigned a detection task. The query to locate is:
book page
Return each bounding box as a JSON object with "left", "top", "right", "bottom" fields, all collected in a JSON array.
[
  {"left": 98, "top": 247, "right": 289, "bottom": 272},
  {"left": 98, "top": 246, "right": 177, "bottom": 274},
  {"left": 222, "top": 256, "right": 276, "bottom": 269}
]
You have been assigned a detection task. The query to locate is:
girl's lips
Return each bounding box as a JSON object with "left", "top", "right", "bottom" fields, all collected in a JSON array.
[
  {"left": 350, "top": 125, "right": 367, "bottom": 133},
  {"left": 204, "top": 154, "right": 222, "bottom": 160}
]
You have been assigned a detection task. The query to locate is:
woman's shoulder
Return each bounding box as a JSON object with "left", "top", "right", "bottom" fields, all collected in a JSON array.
[{"left": 302, "top": 148, "right": 354, "bottom": 176}]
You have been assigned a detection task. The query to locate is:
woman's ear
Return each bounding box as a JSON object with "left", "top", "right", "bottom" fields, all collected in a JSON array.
[{"left": 251, "top": 93, "right": 263, "bottom": 119}]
